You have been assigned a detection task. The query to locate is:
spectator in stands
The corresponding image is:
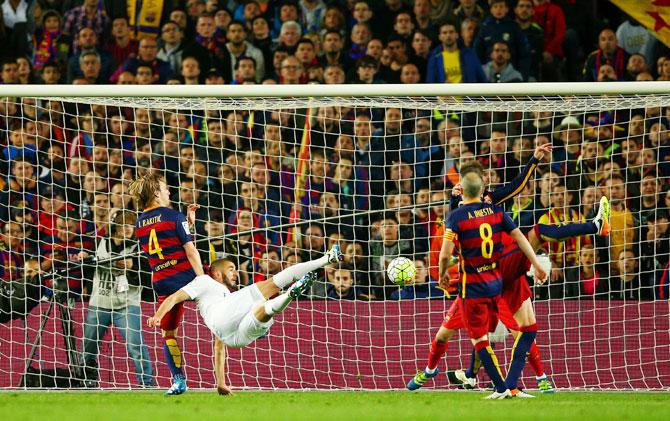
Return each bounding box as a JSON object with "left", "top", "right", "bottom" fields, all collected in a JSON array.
[
  {"left": 399, "top": 62, "right": 421, "bottom": 84},
  {"left": 63, "top": 0, "right": 110, "bottom": 42},
  {"left": 641, "top": 209, "right": 670, "bottom": 286},
  {"left": 474, "top": 0, "right": 530, "bottom": 81},
  {"left": 370, "top": 215, "right": 413, "bottom": 298},
  {"left": 578, "top": 243, "right": 602, "bottom": 297},
  {"left": 537, "top": 181, "right": 585, "bottom": 298},
  {"left": 391, "top": 256, "right": 444, "bottom": 299},
  {"left": 40, "top": 61, "right": 62, "bottom": 84},
  {"left": 326, "top": 266, "right": 359, "bottom": 300},
  {"left": 113, "top": 37, "right": 172, "bottom": 84},
  {"left": 323, "top": 63, "right": 345, "bottom": 84},
  {"left": 105, "top": 17, "right": 137, "bottom": 68},
  {"left": 605, "top": 249, "right": 652, "bottom": 300},
  {"left": 295, "top": 37, "right": 317, "bottom": 71},
  {"left": 0, "top": 58, "right": 19, "bottom": 84},
  {"left": 32, "top": 9, "right": 69, "bottom": 72},
  {"left": 352, "top": 56, "right": 383, "bottom": 84},
  {"left": 0, "top": 221, "right": 24, "bottom": 282},
  {"left": 532, "top": 0, "right": 566, "bottom": 81},
  {"left": 583, "top": 28, "right": 629, "bottom": 82},
  {"left": 40, "top": 210, "right": 94, "bottom": 294},
  {"left": 226, "top": 21, "right": 265, "bottom": 83},
  {"left": 392, "top": 11, "right": 414, "bottom": 42},
  {"left": 66, "top": 27, "right": 115, "bottom": 84},
  {"left": 82, "top": 210, "right": 153, "bottom": 387},
  {"left": 453, "top": 0, "right": 486, "bottom": 31},
  {"left": 602, "top": 174, "right": 636, "bottom": 276},
  {"left": 180, "top": 56, "right": 202, "bottom": 84},
  {"left": 157, "top": 21, "right": 185, "bottom": 76},
  {"left": 79, "top": 51, "right": 106, "bottom": 84},
  {"left": 460, "top": 17, "right": 478, "bottom": 49},
  {"left": 616, "top": 18, "right": 657, "bottom": 66},
  {"left": 514, "top": 0, "right": 543, "bottom": 81},
  {"left": 348, "top": 23, "right": 371, "bottom": 63},
  {"left": 625, "top": 53, "right": 648, "bottom": 81},
  {"left": 256, "top": 248, "right": 283, "bottom": 283},
  {"left": 277, "top": 20, "right": 302, "bottom": 52},
  {"left": 482, "top": 40, "right": 524, "bottom": 83},
  {"left": 279, "top": 55, "right": 303, "bottom": 84}
]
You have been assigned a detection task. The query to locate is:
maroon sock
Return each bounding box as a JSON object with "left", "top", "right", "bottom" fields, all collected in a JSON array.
[{"left": 427, "top": 339, "right": 448, "bottom": 370}]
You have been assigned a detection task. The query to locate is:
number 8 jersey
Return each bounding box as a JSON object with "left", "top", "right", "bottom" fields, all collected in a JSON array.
[
  {"left": 444, "top": 202, "right": 516, "bottom": 299},
  {"left": 136, "top": 206, "right": 197, "bottom": 297}
]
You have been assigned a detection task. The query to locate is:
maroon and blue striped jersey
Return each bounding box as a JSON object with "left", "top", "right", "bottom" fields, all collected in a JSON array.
[
  {"left": 444, "top": 202, "right": 516, "bottom": 299},
  {"left": 136, "top": 206, "right": 196, "bottom": 297}
]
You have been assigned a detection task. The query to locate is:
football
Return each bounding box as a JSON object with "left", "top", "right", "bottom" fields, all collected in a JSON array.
[{"left": 386, "top": 257, "right": 416, "bottom": 287}]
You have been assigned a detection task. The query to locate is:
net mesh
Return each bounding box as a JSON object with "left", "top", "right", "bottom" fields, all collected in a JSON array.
[{"left": 0, "top": 93, "right": 669, "bottom": 390}]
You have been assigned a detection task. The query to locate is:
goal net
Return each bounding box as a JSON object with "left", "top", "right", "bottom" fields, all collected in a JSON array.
[{"left": 0, "top": 84, "right": 669, "bottom": 391}]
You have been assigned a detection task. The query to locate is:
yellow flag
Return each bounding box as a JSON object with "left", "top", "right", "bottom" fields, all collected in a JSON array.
[{"left": 610, "top": 0, "right": 670, "bottom": 47}]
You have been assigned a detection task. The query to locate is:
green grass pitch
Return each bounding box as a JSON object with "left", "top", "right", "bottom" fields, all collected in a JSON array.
[{"left": 2, "top": 391, "right": 669, "bottom": 421}]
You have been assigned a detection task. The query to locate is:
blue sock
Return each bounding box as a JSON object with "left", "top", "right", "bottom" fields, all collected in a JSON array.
[
  {"left": 537, "top": 222, "right": 596, "bottom": 242},
  {"left": 163, "top": 336, "right": 185, "bottom": 380},
  {"left": 505, "top": 328, "right": 537, "bottom": 390},
  {"left": 475, "top": 341, "right": 507, "bottom": 393},
  {"left": 464, "top": 348, "right": 477, "bottom": 378}
]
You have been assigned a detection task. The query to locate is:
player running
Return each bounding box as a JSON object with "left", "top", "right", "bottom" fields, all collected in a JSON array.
[
  {"left": 130, "top": 171, "right": 204, "bottom": 396},
  {"left": 435, "top": 169, "right": 548, "bottom": 399},
  {"left": 147, "top": 244, "right": 343, "bottom": 395}
]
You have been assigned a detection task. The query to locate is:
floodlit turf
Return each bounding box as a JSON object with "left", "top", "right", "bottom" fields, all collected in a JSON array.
[{"left": 1, "top": 391, "right": 668, "bottom": 421}]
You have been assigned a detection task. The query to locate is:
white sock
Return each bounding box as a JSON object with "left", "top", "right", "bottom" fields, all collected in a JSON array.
[
  {"left": 263, "top": 293, "right": 292, "bottom": 316},
  {"left": 271, "top": 255, "right": 329, "bottom": 289},
  {"left": 536, "top": 374, "right": 547, "bottom": 380},
  {"left": 425, "top": 366, "right": 436, "bottom": 374}
]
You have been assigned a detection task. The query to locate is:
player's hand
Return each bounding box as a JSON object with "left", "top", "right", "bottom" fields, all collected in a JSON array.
[
  {"left": 217, "top": 384, "right": 234, "bottom": 395},
  {"left": 147, "top": 315, "right": 161, "bottom": 328},
  {"left": 533, "top": 143, "right": 553, "bottom": 161},
  {"left": 533, "top": 265, "right": 548, "bottom": 285},
  {"left": 550, "top": 267, "right": 562, "bottom": 283},
  {"left": 187, "top": 204, "right": 200, "bottom": 226},
  {"left": 452, "top": 183, "right": 462, "bottom": 197}
]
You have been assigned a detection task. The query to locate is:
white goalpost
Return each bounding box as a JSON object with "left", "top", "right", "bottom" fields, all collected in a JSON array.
[{"left": 0, "top": 83, "right": 669, "bottom": 391}]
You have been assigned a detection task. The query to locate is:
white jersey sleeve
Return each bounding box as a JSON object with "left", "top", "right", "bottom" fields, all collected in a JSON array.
[{"left": 182, "top": 275, "right": 230, "bottom": 301}]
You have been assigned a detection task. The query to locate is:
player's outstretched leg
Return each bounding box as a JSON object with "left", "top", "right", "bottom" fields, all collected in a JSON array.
[
  {"left": 261, "top": 272, "right": 318, "bottom": 319},
  {"left": 268, "top": 244, "right": 343, "bottom": 290},
  {"left": 530, "top": 195, "right": 611, "bottom": 248}
]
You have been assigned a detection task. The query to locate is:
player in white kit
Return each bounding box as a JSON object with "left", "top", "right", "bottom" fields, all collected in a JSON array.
[{"left": 147, "top": 244, "right": 343, "bottom": 394}]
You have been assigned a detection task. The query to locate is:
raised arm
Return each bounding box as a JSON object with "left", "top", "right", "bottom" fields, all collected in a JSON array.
[
  {"left": 509, "top": 228, "right": 548, "bottom": 283},
  {"left": 184, "top": 241, "right": 205, "bottom": 276},
  {"left": 490, "top": 144, "right": 552, "bottom": 205},
  {"left": 147, "top": 289, "right": 191, "bottom": 327},
  {"left": 214, "top": 338, "right": 232, "bottom": 395}
]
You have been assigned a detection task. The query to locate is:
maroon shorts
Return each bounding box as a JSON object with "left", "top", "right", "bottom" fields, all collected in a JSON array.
[
  {"left": 461, "top": 297, "right": 500, "bottom": 340},
  {"left": 442, "top": 296, "right": 466, "bottom": 330},
  {"left": 500, "top": 247, "right": 532, "bottom": 315},
  {"left": 158, "top": 295, "right": 185, "bottom": 331},
  {"left": 442, "top": 295, "right": 519, "bottom": 332}
]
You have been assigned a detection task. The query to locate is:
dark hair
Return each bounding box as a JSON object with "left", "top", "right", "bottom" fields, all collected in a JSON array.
[
  {"left": 227, "top": 20, "right": 247, "bottom": 32},
  {"left": 356, "top": 55, "right": 378, "bottom": 69},
  {"left": 235, "top": 55, "right": 257, "bottom": 70},
  {"left": 459, "top": 160, "right": 484, "bottom": 177}
]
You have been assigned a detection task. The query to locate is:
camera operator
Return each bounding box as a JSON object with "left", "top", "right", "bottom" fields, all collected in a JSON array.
[
  {"left": 0, "top": 259, "right": 42, "bottom": 324},
  {"left": 39, "top": 210, "right": 95, "bottom": 297},
  {"left": 81, "top": 210, "right": 155, "bottom": 387}
]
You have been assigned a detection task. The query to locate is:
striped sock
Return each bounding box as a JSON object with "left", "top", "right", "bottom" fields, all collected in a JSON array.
[
  {"left": 163, "top": 335, "right": 185, "bottom": 380},
  {"left": 505, "top": 325, "right": 538, "bottom": 390},
  {"left": 475, "top": 340, "right": 506, "bottom": 393}
]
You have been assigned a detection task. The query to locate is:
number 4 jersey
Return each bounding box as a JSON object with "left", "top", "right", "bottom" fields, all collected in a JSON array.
[
  {"left": 444, "top": 201, "right": 516, "bottom": 299},
  {"left": 136, "top": 206, "right": 196, "bottom": 297}
]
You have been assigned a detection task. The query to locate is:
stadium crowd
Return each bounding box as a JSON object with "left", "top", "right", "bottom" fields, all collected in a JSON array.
[{"left": 0, "top": 0, "right": 669, "bottom": 314}]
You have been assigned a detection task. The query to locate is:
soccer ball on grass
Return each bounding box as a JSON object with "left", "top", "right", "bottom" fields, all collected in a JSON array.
[{"left": 386, "top": 257, "right": 416, "bottom": 287}]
